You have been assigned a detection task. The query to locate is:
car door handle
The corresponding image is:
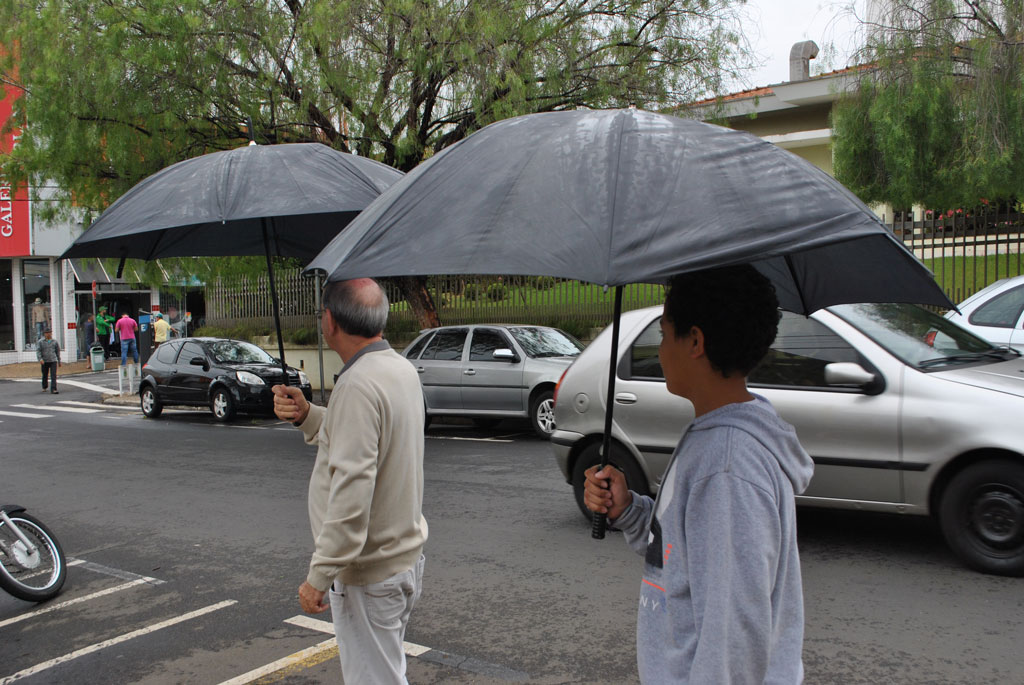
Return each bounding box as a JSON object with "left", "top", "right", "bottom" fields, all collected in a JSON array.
[
  {"left": 615, "top": 392, "right": 638, "bottom": 404},
  {"left": 416, "top": 366, "right": 425, "bottom": 373},
  {"left": 464, "top": 369, "right": 476, "bottom": 376}
]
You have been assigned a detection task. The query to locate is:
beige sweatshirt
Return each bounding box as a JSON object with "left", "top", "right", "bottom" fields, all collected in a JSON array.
[{"left": 300, "top": 346, "right": 428, "bottom": 591}]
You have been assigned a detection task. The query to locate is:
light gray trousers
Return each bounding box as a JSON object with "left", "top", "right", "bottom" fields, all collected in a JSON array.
[{"left": 329, "top": 555, "right": 425, "bottom": 684}]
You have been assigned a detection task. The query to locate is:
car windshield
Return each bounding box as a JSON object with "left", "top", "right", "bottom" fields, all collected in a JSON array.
[
  {"left": 507, "top": 327, "right": 583, "bottom": 358},
  {"left": 830, "top": 302, "right": 1017, "bottom": 369},
  {"left": 208, "top": 340, "right": 276, "bottom": 364}
]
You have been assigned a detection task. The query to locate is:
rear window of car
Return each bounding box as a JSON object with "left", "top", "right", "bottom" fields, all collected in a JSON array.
[
  {"left": 969, "top": 284, "right": 1024, "bottom": 328},
  {"left": 405, "top": 332, "right": 435, "bottom": 360},
  {"left": 419, "top": 329, "right": 467, "bottom": 361},
  {"left": 154, "top": 342, "right": 179, "bottom": 364},
  {"left": 628, "top": 318, "right": 664, "bottom": 379}
]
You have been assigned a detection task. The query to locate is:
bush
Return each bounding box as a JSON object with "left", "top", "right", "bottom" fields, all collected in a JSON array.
[
  {"left": 289, "top": 327, "right": 317, "bottom": 345},
  {"left": 534, "top": 276, "right": 557, "bottom": 290},
  {"left": 486, "top": 283, "right": 508, "bottom": 301},
  {"left": 463, "top": 283, "right": 481, "bottom": 301}
]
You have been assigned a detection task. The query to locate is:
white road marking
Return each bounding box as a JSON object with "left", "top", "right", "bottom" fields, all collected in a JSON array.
[
  {"left": 58, "top": 400, "right": 137, "bottom": 411},
  {"left": 217, "top": 638, "right": 337, "bottom": 685},
  {"left": 283, "top": 615, "right": 333, "bottom": 633},
  {"left": 0, "top": 409, "right": 50, "bottom": 419},
  {"left": 0, "top": 600, "right": 238, "bottom": 685},
  {"left": 426, "top": 435, "right": 514, "bottom": 443},
  {"left": 11, "top": 404, "right": 102, "bottom": 414},
  {"left": 0, "top": 579, "right": 151, "bottom": 629},
  {"left": 283, "top": 614, "right": 432, "bottom": 656},
  {"left": 11, "top": 378, "right": 115, "bottom": 394}
]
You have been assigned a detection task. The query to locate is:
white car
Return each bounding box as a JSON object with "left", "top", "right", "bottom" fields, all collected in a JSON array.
[
  {"left": 551, "top": 302, "right": 1024, "bottom": 575},
  {"left": 945, "top": 275, "right": 1024, "bottom": 352}
]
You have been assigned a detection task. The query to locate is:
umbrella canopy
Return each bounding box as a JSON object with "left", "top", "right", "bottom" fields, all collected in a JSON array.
[
  {"left": 61, "top": 142, "right": 404, "bottom": 389},
  {"left": 62, "top": 142, "right": 403, "bottom": 261},
  {"left": 304, "top": 108, "right": 952, "bottom": 539},
  {"left": 306, "top": 109, "right": 951, "bottom": 314}
]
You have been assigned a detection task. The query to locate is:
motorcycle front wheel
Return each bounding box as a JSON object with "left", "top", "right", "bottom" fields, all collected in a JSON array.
[{"left": 0, "top": 513, "right": 67, "bottom": 602}]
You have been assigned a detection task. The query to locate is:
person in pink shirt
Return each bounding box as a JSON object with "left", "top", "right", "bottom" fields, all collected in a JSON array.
[{"left": 115, "top": 312, "right": 139, "bottom": 365}]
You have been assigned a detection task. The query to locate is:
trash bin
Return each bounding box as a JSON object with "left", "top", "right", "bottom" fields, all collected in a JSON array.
[{"left": 90, "top": 343, "right": 106, "bottom": 372}]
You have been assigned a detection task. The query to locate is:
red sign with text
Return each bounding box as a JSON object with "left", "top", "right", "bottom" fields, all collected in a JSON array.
[{"left": 0, "top": 83, "right": 30, "bottom": 257}]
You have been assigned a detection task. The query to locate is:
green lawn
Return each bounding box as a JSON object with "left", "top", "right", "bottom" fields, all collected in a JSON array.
[{"left": 922, "top": 254, "right": 1024, "bottom": 303}]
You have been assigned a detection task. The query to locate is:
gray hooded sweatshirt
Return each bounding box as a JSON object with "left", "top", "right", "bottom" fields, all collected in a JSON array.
[{"left": 613, "top": 394, "right": 813, "bottom": 684}]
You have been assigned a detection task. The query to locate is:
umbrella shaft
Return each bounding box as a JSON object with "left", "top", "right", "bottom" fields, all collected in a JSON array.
[{"left": 592, "top": 286, "right": 623, "bottom": 540}]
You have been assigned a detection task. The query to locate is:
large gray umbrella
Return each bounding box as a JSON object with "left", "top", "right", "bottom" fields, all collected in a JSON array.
[
  {"left": 61, "top": 142, "right": 403, "bottom": 380},
  {"left": 304, "top": 108, "right": 952, "bottom": 535}
]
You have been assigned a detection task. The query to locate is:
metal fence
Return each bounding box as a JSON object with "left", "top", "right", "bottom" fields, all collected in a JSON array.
[
  {"left": 204, "top": 272, "right": 665, "bottom": 342},
  {"left": 203, "top": 206, "right": 1024, "bottom": 341},
  {"left": 887, "top": 207, "right": 1023, "bottom": 303}
]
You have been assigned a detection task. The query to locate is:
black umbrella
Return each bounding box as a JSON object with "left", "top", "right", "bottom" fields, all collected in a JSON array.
[
  {"left": 304, "top": 108, "right": 953, "bottom": 536},
  {"left": 61, "top": 142, "right": 404, "bottom": 379}
]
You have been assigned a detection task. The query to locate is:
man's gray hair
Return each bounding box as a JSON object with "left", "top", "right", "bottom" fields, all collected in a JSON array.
[{"left": 322, "top": 278, "right": 389, "bottom": 338}]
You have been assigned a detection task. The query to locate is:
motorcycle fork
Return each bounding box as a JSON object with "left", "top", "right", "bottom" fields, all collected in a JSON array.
[{"left": 0, "top": 510, "right": 38, "bottom": 556}]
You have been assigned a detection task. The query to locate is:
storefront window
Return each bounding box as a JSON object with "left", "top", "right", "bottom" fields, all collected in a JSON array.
[
  {"left": 0, "top": 260, "right": 13, "bottom": 350},
  {"left": 22, "top": 258, "right": 51, "bottom": 348}
]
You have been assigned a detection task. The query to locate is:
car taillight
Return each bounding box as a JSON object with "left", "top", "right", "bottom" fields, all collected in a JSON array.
[
  {"left": 553, "top": 368, "right": 569, "bottom": 407},
  {"left": 924, "top": 330, "right": 937, "bottom": 346}
]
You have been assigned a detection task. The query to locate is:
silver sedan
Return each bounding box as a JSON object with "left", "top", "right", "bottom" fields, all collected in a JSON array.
[
  {"left": 403, "top": 324, "right": 583, "bottom": 437},
  {"left": 551, "top": 302, "right": 1024, "bottom": 576}
]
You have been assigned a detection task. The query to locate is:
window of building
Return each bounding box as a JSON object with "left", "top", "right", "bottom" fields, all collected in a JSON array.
[
  {"left": 21, "top": 259, "right": 50, "bottom": 349},
  {"left": 0, "top": 260, "right": 13, "bottom": 350}
]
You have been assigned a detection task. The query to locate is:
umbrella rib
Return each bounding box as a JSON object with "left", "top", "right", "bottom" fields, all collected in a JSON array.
[
  {"left": 604, "top": 111, "right": 631, "bottom": 286},
  {"left": 783, "top": 254, "right": 809, "bottom": 315}
]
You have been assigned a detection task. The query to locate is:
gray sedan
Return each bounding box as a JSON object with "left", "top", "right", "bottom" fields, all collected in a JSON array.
[
  {"left": 403, "top": 324, "right": 583, "bottom": 437},
  {"left": 551, "top": 302, "right": 1024, "bottom": 576}
]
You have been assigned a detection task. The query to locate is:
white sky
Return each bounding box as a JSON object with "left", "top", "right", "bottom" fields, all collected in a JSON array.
[{"left": 736, "top": 0, "right": 870, "bottom": 89}]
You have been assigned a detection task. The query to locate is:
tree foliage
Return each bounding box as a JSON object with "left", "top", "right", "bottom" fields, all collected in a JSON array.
[
  {"left": 0, "top": 0, "right": 751, "bottom": 325},
  {"left": 832, "top": 0, "right": 1024, "bottom": 210}
]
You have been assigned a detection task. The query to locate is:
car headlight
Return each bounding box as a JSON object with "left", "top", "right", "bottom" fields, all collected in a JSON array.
[
  {"left": 299, "top": 371, "right": 310, "bottom": 386},
  {"left": 236, "top": 370, "right": 266, "bottom": 386}
]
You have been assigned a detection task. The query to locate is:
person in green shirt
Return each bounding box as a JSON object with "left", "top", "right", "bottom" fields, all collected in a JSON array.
[{"left": 95, "top": 306, "right": 115, "bottom": 359}]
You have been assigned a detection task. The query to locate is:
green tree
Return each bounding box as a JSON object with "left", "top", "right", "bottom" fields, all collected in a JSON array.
[
  {"left": 0, "top": 0, "right": 751, "bottom": 326},
  {"left": 832, "top": 0, "right": 1024, "bottom": 210}
]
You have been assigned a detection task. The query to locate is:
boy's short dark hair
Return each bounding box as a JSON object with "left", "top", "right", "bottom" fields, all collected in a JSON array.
[{"left": 664, "top": 264, "right": 780, "bottom": 377}]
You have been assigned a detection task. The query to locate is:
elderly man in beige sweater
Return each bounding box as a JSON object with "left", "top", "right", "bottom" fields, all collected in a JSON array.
[{"left": 273, "top": 278, "right": 427, "bottom": 685}]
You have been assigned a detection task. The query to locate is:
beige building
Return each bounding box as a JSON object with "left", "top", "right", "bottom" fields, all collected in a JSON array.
[{"left": 686, "top": 41, "right": 885, "bottom": 215}]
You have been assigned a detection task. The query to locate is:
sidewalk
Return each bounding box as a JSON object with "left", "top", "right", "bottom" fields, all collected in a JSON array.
[{"left": 0, "top": 358, "right": 121, "bottom": 379}]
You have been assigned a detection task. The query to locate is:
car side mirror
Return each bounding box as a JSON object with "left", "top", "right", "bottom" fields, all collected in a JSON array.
[
  {"left": 493, "top": 348, "right": 517, "bottom": 362},
  {"left": 824, "top": 362, "right": 881, "bottom": 394},
  {"left": 190, "top": 356, "right": 207, "bottom": 368}
]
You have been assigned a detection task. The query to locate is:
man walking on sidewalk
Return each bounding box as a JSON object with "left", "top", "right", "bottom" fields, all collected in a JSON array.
[{"left": 37, "top": 328, "right": 61, "bottom": 394}]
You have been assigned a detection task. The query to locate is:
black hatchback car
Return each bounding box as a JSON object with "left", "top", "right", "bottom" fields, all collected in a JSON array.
[{"left": 139, "top": 337, "right": 313, "bottom": 421}]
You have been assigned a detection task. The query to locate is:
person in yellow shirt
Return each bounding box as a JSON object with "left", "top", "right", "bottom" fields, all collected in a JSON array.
[{"left": 152, "top": 312, "right": 174, "bottom": 347}]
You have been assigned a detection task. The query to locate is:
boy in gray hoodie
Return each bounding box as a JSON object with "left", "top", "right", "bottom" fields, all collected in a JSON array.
[{"left": 585, "top": 265, "right": 814, "bottom": 684}]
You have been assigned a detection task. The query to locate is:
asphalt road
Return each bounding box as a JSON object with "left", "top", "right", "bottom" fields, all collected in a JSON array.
[{"left": 1, "top": 369, "right": 1022, "bottom": 684}]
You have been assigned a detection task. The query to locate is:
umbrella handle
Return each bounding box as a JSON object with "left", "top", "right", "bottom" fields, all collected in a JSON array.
[{"left": 591, "top": 511, "right": 608, "bottom": 540}]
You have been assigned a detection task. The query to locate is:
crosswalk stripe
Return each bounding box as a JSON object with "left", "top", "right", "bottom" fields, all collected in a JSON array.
[
  {"left": 0, "top": 600, "right": 238, "bottom": 685},
  {"left": 218, "top": 638, "right": 338, "bottom": 685},
  {"left": 0, "top": 409, "right": 50, "bottom": 419},
  {"left": 0, "top": 579, "right": 151, "bottom": 629},
  {"left": 11, "top": 404, "right": 101, "bottom": 414},
  {"left": 59, "top": 401, "right": 137, "bottom": 411},
  {"left": 283, "top": 615, "right": 432, "bottom": 656},
  {"left": 11, "top": 378, "right": 115, "bottom": 394}
]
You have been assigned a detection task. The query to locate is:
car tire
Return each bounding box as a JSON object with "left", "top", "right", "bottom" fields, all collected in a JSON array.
[
  {"left": 210, "top": 387, "right": 237, "bottom": 423},
  {"left": 140, "top": 385, "right": 163, "bottom": 418},
  {"left": 530, "top": 389, "right": 556, "bottom": 439},
  {"left": 571, "top": 442, "right": 649, "bottom": 521},
  {"left": 939, "top": 459, "right": 1024, "bottom": 576}
]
